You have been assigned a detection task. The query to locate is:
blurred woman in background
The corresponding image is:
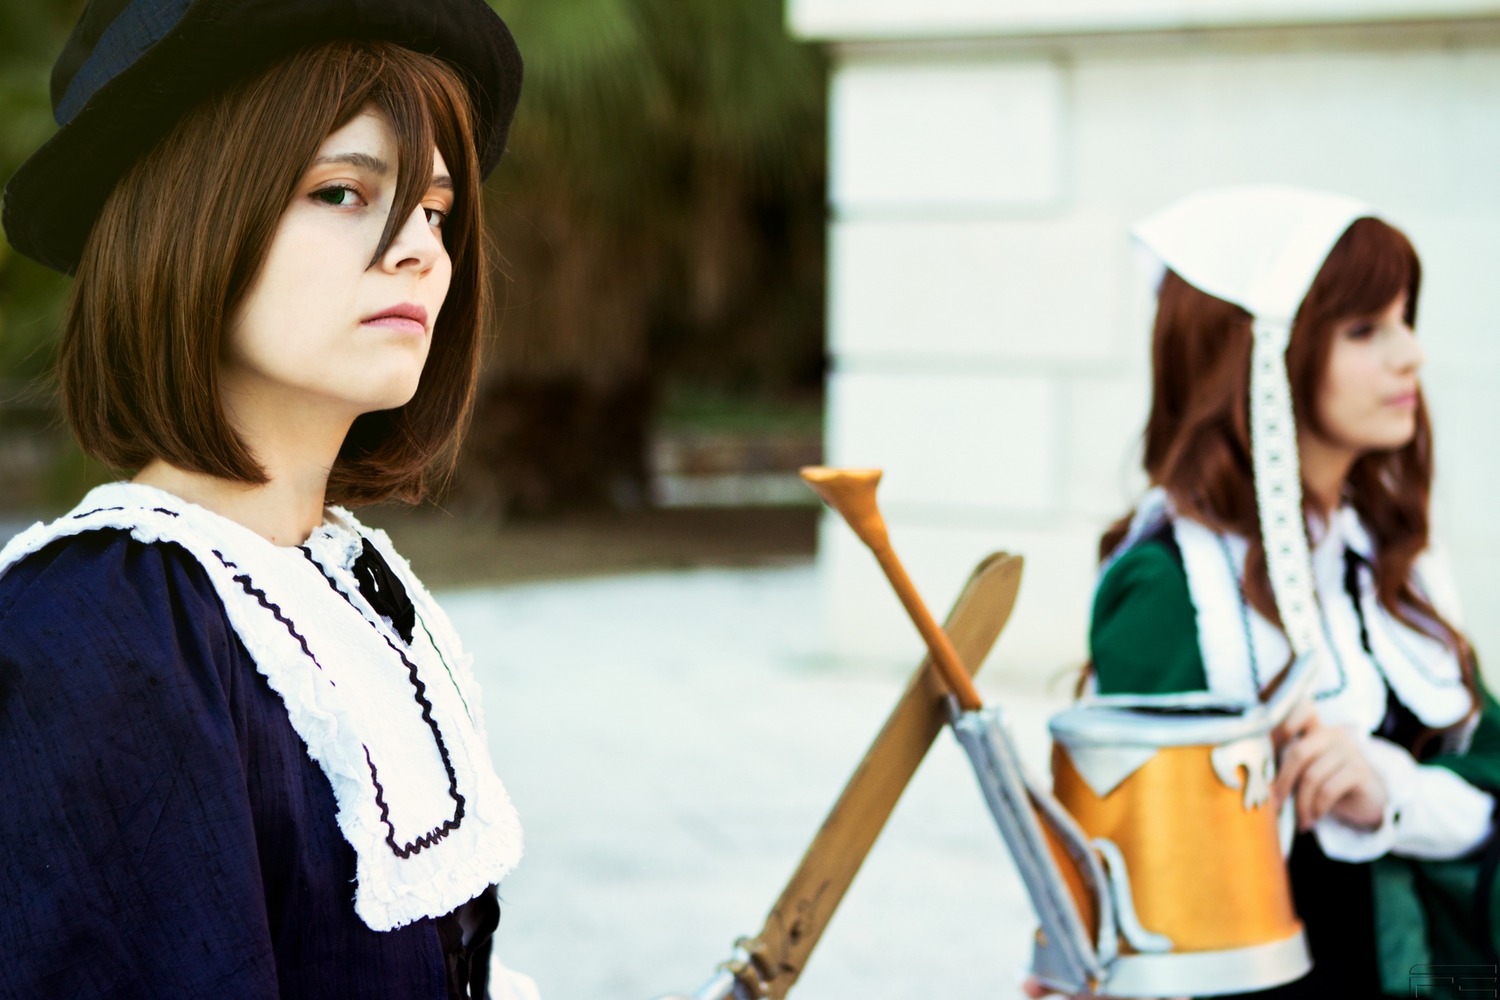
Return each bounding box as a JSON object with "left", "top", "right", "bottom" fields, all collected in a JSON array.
[{"left": 1085, "top": 187, "right": 1500, "bottom": 995}]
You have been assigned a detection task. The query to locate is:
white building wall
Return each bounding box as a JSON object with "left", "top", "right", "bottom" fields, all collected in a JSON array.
[{"left": 793, "top": 5, "right": 1500, "bottom": 685}]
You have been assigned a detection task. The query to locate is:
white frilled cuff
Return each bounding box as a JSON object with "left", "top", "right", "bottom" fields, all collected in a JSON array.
[{"left": 1314, "top": 735, "right": 1494, "bottom": 862}]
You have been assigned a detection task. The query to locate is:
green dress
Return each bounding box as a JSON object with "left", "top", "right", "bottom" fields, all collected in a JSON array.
[{"left": 1091, "top": 537, "right": 1500, "bottom": 992}]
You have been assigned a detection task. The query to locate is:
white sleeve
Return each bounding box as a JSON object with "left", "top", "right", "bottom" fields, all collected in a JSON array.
[
  {"left": 1313, "top": 735, "right": 1493, "bottom": 862},
  {"left": 489, "top": 955, "right": 542, "bottom": 1000}
]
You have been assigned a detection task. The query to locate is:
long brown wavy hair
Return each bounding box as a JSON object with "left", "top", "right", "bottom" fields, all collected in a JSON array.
[{"left": 1102, "top": 218, "right": 1478, "bottom": 717}]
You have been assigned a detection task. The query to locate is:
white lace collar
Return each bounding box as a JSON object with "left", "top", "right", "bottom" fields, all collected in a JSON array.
[{"left": 0, "top": 482, "right": 523, "bottom": 930}]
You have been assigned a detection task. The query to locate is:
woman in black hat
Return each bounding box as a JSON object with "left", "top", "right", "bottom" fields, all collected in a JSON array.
[{"left": 0, "top": 3, "right": 534, "bottom": 997}]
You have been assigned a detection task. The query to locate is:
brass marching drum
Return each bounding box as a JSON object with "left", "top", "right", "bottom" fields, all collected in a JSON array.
[{"left": 1038, "top": 694, "right": 1310, "bottom": 995}]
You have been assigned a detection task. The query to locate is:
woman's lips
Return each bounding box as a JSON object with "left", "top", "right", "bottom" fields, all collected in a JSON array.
[
  {"left": 361, "top": 303, "right": 428, "bottom": 336},
  {"left": 362, "top": 315, "right": 427, "bottom": 335}
]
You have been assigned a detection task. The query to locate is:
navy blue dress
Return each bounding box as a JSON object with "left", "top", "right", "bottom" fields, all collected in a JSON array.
[{"left": 0, "top": 530, "right": 493, "bottom": 999}]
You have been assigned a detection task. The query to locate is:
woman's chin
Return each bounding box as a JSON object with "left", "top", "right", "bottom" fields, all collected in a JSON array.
[
  {"left": 350, "top": 379, "right": 423, "bottom": 416},
  {"left": 345, "top": 386, "right": 423, "bottom": 419}
]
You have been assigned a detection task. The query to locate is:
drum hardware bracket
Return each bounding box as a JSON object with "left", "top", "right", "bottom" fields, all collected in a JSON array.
[{"left": 1093, "top": 838, "right": 1174, "bottom": 955}]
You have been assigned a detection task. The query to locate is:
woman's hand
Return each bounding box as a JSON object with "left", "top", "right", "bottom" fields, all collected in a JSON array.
[{"left": 1272, "top": 702, "right": 1388, "bottom": 831}]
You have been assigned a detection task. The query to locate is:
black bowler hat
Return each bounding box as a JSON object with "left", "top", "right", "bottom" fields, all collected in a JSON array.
[{"left": 2, "top": 0, "right": 523, "bottom": 275}]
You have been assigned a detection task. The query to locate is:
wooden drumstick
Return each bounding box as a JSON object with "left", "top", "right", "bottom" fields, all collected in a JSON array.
[{"left": 801, "top": 466, "right": 985, "bottom": 711}]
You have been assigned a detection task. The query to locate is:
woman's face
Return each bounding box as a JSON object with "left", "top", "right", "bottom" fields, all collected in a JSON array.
[
  {"left": 1305, "top": 290, "right": 1424, "bottom": 463},
  {"left": 223, "top": 108, "right": 453, "bottom": 428}
]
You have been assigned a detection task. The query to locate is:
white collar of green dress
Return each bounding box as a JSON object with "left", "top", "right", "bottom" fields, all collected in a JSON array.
[{"left": 1106, "top": 487, "right": 1472, "bottom": 739}]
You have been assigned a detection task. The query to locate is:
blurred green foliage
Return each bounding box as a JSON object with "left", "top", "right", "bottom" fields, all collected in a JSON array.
[
  {"left": 484, "top": 0, "right": 827, "bottom": 392},
  {"left": 658, "top": 384, "right": 822, "bottom": 436},
  {"left": 0, "top": 1, "right": 76, "bottom": 385},
  {"left": 0, "top": 1, "right": 90, "bottom": 512}
]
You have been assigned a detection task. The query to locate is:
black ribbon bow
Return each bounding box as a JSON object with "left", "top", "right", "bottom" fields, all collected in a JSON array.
[{"left": 352, "top": 537, "right": 416, "bottom": 644}]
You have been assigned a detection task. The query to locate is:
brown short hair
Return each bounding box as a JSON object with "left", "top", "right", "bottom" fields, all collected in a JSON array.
[{"left": 60, "top": 40, "right": 488, "bottom": 507}]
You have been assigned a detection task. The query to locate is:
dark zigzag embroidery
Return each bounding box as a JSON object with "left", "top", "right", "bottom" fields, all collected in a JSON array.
[
  {"left": 365, "top": 627, "right": 466, "bottom": 856},
  {"left": 364, "top": 744, "right": 466, "bottom": 859},
  {"left": 298, "top": 545, "right": 468, "bottom": 716},
  {"left": 210, "top": 550, "right": 329, "bottom": 678},
  {"left": 298, "top": 546, "right": 359, "bottom": 604},
  {"left": 72, "top": 505, "right": 179, "bottom": 520},
  {"left": 72, "top": 506, "right": 126, "bottom": 518},
  {"left": 297, "top": 545, "right": 466, "bottom": 856}
]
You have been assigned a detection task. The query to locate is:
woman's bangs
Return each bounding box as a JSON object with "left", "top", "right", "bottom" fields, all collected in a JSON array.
[
  {"left": 1306, "top": 218, "right": 1420, "bottom": 324},
  {"left": 304, "top": 43, "right": 476, "bottom": 268}
]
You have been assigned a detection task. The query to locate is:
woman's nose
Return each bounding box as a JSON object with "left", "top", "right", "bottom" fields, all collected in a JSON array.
[
  {"left": 1394, "top": 324, "right": 1424, "bottom": 372},
  {"left": 380, "top": 204, "right": 445, "bottom": 273}
]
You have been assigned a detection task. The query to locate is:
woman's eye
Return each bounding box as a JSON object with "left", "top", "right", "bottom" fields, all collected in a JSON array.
[
  {"left": 1343, "top": 321, "right": 1376, "bottom": 339},
  {"left": 424, "top": 206, "right": 448, "bottom": 229},
  {"left": 312, "top": 185, "right": 364, "bottom": 208}
]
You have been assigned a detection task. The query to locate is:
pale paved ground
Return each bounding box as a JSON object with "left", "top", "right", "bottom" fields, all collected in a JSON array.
[{"left": 444, "top": 563, "right": 1071, "bottom": 1000}]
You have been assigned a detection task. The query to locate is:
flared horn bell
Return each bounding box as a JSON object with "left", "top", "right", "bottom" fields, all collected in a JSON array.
[{"left": 799, "top": 467, "right": 889, "bottom": 551}]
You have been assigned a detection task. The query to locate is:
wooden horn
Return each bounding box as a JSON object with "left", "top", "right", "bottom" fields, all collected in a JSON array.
[{"left": 802, "top": 466, "right": 985, "bottom": 711}]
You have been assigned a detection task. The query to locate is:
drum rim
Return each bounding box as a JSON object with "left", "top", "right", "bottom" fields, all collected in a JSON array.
[{"left": 1049, "top": 692, "right": 1274, "bottom": 747}]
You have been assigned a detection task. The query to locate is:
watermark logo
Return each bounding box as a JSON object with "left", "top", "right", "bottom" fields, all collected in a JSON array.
[{"left": 1410, "top": 965, "right": 1498, "bottom": 998}]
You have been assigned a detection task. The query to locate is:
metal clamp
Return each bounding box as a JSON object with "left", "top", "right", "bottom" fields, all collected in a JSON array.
[{"left": 652, "top": 939, "right": 773, "bottom": 1000}]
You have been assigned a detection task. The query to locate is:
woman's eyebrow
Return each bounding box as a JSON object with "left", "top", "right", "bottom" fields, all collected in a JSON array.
[
  {"left": 312, "top": 151, "right": 388, "bottom": 174},
  {"left": 312, "top": 152, "right": 451, "bottom": 193}
]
